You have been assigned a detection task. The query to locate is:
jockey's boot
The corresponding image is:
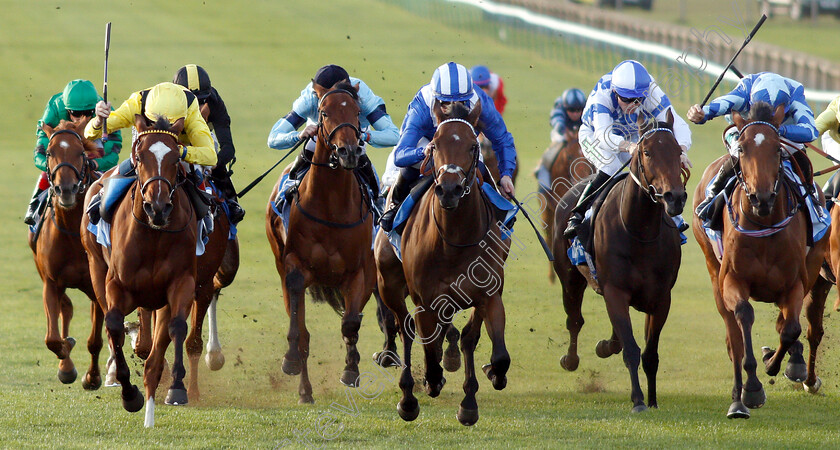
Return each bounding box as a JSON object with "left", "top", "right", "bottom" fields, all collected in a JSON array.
[
  {"left": 24, "top": 185, "right": 46, "bottom": 226},
  {"left": 358, "top": 155, "right": 383, "bottom": 218},
  {"left": 379, "top": 173, "right": 411, "bottom": 232},
  {"left": 563, "top": 171, "right": 611, "bottom": 240},
  {"left": 284, "top": 152, "right": 311, "bottom": 201},
  {"left": 695, "top": 158, "right": 736, "bottom": 220},
  {"left": 212, "top": 167, "right": 245, "bottom": 224}
]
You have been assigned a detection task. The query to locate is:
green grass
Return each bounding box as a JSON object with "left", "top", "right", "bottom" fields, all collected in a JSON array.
[{"left": 3, "top": 0, "right": 840, "bottom": 447}]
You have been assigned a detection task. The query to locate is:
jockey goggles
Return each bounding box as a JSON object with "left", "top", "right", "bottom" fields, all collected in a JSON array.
[
  {"left": 616, "top": 93, "right": 643, "bottom": 104},
  {"left": 67, "top": 109, "right": 95, "bottom": 117}
]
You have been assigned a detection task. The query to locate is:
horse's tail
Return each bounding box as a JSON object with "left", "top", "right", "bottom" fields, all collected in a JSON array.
[{"left": 308, "top": 285, "right": 345, "bottom": 316}]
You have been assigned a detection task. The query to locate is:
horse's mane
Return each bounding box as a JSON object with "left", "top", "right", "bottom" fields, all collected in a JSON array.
[
  {"left": 331, "top": 81, "right": 359, "bottom": 101},
  {"left": 445, "top": 102, "right": 471, "bottom": 121},
  {"left": 152, "top": 116, "right": 175, "bottom": 131},
  {"left": 53, "top": 120, "right": 102, "bottom": 157},
  {"left": 746, "top": 101, "right": 775, "bottom": 123}
]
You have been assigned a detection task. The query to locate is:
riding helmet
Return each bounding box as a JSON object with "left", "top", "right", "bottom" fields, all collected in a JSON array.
[
  {"left": 431, "top": 62, "right": 474, "bottom": 102},
  {"left": 561, "top": 88, "right": 587, "bottom": 110},
  {"left": 610, "top": 60, "right": 651, "bottom": 99},
  {"left": 313, "top": 64, "right": 350, "bottom": 88},
  {"left": 749, "top": 73, "right": 791, "bottom": 109},
  {"left": 62, "top": 79, "right": 99, "bottom": 111},
  {"left": 173, "top": 64, "right": 212, "bottom": 100},
  {"left": 144, "top": 82, "right": 188, "bottom": 123},
  {"left": 470, "top": 65, "right": 492, "bottom": 87}
]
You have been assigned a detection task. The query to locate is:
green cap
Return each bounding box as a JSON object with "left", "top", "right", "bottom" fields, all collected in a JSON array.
[{"left": 62, "top": 79, "right": 98, "bottom": 111}]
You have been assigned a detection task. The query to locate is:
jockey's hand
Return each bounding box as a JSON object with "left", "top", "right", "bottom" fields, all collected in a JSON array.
[
  {"left": 200, "top": 103, "right": 211, "bottom": 121},
  {"left": 500, "top": 175, "right": 515, "bottom": 199},
  {"left": 93, "top": 100, "right": 111, "bottom": 128},
  {"left": 299, "top": 124, "right": 318, "bottom": 141},
  {"left": 423, "top": 142, "right": 434, "bottom": 157},
  {"left": 618, "top": 140, "right": 636, "bottom": 154},
  {"left": 680, "top": 147, "right": 693, "bottom": 169},
  {"left": 686, "top": 104, "right": 705, "bottom": 124}
]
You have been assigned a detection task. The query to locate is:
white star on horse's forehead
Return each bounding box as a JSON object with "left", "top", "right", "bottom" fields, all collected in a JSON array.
[
  {"left": 754, "top": 133, "right": 765, "bottom": 146},
  {"left": 453, "top": 134, "right": 460, "bottom": 141}
]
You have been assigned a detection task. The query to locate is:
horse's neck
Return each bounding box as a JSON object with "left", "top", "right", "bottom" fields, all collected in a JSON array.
[
  {"left": 432, "top": 182, "right": 488, "bottom": 246},
  {"left": 619, "top": 177, "right": 662, "bottom": 239},
  {"left": 302, "top": 144, "right": 358, "bottom": 203},
  {"left": 51, "top": 196, "right": 83, "bottom": 229}
]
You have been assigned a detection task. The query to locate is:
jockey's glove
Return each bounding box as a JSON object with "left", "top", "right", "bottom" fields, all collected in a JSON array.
[{"left": 680, "top": 148, "right": 693, "bottom": 169}]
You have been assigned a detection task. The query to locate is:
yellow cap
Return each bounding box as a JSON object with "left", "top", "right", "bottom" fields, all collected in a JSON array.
[{"left": 144, "top": 82, "right": 188, "bottom": 123}]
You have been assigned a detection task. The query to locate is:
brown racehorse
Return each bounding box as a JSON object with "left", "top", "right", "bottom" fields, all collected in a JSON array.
[
  {"left": 82, "top": 115, "right": 205, "bottom": 427},
  {"left": 266, "top": 81, "right": 375, "bottom": 404},
  {"left": 692, "top": 103, "right": 828, "bottom": 419},
  {"left": 375, "top": 101, "right": 511, "bottom": 426},
  {"left": 30, "top": 120, "right": 103, "bottom": 388},
  {"left": 540, "top": 124, "right": 594, "bottom": 284},
  {"left": 552, "top": 111, "right": 687, "bottom": 413}
]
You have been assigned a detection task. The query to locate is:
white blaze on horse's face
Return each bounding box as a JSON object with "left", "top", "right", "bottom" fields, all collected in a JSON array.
[
  {"left": 754, "top": 133, "right": 765, "bottom": 147},
  {"left": 149, "top": 142, "right": 172, "bottom": 174}
]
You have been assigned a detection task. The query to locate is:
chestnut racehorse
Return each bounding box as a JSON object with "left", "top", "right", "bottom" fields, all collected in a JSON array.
[
  {"left": 30, "top": 120, "right": 103, "bottom": 388},
  {"left": 375, "top": 101, "right": 511, "bottom": 426},
  {"left": 540, "top": 124, "right": 594, "bottom": 283},
  {"left": 82, "top": 115, "right": 208, "bottom": 427},
  {"left": 266, "top": 81, "right": 375, "bottom": 404},
  {"left": 693, "top": 103, "right": 828, "bottom": 418},
  {"left": 553, "top": 111, "right": 687, "bottom": 413}
]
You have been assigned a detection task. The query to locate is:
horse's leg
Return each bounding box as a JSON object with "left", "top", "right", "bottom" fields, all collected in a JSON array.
[
  {"left": 281, "top": 265, "right": 306, "bottom": 376},
  {"left": 763, "top": 286, "right": 804, "bottom": 379},
  {"left": 143, "top": 305, "right": 173, "bottom": 428},
  {"left": 417, "top": 310, "right": 446, "bottom": 398},
  {"left": 372, "top": 288, "right": 400, "bottom": 368},
  {"left": 595, "top": 328, "right": 622, "bottom": 358},
  {"left": 730, "top": 298, "right": 765, "bottom": 410},
  {"left": 82, "top": 298, "right": 104, "bottom": 391},
  {"left": 43, "top": 281, "right": 76, "bottom": 383},
  {"left": 482, "top": 294, "right": 510, "bottom": 392},
  {"left": 339, "top": 269, "right": 368, "bottom": 388},
  {"left": 443, "top": 323, "right": 461, "bottom": 373},
  {"left": 456, "top": 309, "right": 483, "bottom": 426},
  {"left": 544, "top": 207, "right": 556, "bottom": 284},
  {"left": 103, "top": 292, "right": 143, "bottom": 413},
  {"left": 134, "top": 308, "right": 153, "bottom": 360},
  {"left": 802, "top": 275, "right": 830, "bottom": 393},
  {"left": 186, "top": 285, "right": 213, "bottom": 402},
  {"left": 163, "top": 276, "right": 195, "bottom": 406},
  {"left": 642, "top": 299, "right": 671, "bottom": 409},
  {"left": 560, "top": 277, "right": 587, "bottom": 371},
  {"left": 602, "top": 285, "right": 645, "bottom": 413},
  {"left": 204, "top": 291, "right": 225, "bottom": 371}
]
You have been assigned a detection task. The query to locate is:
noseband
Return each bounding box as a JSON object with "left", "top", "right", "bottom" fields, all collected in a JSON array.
[
  {"left": 309, "top": 89, "right": 363, "bottom": 170},
  {"left": 428, "top": 118, "right": 480, "bottom": 198},
  {"left": 46, "top": 129, "right": 91, "bottom": 194}
]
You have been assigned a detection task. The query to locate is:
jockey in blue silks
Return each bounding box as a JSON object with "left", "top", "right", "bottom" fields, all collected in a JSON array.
[
  {"left": 379, "top": 61, "right": 517, "bottom": 232},
  {"left": 550, "top": 88, "right": 586, "bottom": 144},
  {"left": 688, "top": 72, "right": 819, "bottom": 218},
  {"left": 564, "top": 60, "right": 693, "bottom": 239},
  {"left": 267, "top": 64, "right": 399, "bottom": 204}
]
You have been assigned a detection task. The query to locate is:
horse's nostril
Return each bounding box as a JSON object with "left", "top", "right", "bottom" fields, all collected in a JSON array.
[
  {"left": 163, "top": 203, "right": 173, "bottom": 216},
  {"left": 143, "top": 202, "right": 154, "bottom": 216},
  {"left": 434, "top": 185, "right": 444, "bottom": 197},
  {"left": 453, "top": 185, "right": 464, "bottom": 197}
]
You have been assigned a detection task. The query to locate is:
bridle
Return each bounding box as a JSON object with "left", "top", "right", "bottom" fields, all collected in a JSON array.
[
  {"left": 732, "top": 120, "right": 783, "bottom": 201},
  {"left": 305, "top": 88, "right": 363, "bottom": 170},
  {"left": 46, "top": 129, "right": 91, "bottom": 195},
  {"left": 132, "top": 129, "right": 185, "bottom": 203},
  {"left": 627, "top": 126, "right": 688, "bottom": 204},
  {"left": 426, "top": 118, "right": 481, "bottom": 198}
]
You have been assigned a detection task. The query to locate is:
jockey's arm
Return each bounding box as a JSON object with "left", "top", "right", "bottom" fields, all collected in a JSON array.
[
  {"left": 267, "top": 85, "right": 317, "bottom": 150},
  {"left": 181, "top": 103, "right": 218, "bottom": 166},
  {"left": 695, "top": 78, "right": 752, "bottom": 125},
  {"left": 394, "top": 99, "right": 433, "bottom": 168},
  {"left": 356, "top": 80, "right": 400, "bottom": 148},
  {"left": 206, "top": 91, "right": 236, "bottom": 168},
  {"left": 814, "top": 97, "right": 840, "bottom": 137},
  {"left": 367, "top": 113, "right": 399, "bottom": 148},
  {"left": 780, "top": 92, "right": 819, "bottom": 143}
]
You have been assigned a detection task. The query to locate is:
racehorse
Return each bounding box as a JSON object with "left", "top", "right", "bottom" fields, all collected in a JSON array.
[
  {"left": 266, "top": 81, "right": 375, "bottom": 404},
  {"left": 552, "top": 110, "right": 687, "bottom": 413},
  {"left": 30, "top": 120, "right": 103, "bottom": 388},
  {"left": 692, "top": 103, "right": 828, "bottom": 418},
  {"left": 540, "top": 123, "right": 593, "bottom": 283},
  {"left": 82, "top": 115, "right": 208, "bottom": 427},
  {"left": 374, "top": 100, "right": 511, "bottom": 426}
]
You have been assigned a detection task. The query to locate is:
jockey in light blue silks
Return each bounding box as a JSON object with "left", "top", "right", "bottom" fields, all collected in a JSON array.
[
  {"left": 687, "top": 72, "right": 819, "bottom": 218},
  {"left": 379, "top": 61, "right": 517, "bottom": 232},
  {"left": 267, "top": 64, "right": 400, "bottom": 205},
  {"left": 564, "top": 60, "right": 693, "bottom": 239}
]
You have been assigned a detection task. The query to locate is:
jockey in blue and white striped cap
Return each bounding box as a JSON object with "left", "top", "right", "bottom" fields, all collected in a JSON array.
[
  {"left": 610, "top": 59, "right": 652, "bottom": 100},
  {"left": 379, "top": 61, "right": 517, "bottom": 232}
]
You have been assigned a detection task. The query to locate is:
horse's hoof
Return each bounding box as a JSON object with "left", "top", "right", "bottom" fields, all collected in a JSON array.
[
  {"left": 595, "top": 340, "right": 615, "bottom": 358},
  {"left": 340, "top": 370, "right": 360, "bottom": 388},
  {"left": 397, "top": 399, "right": 419, "bottom": 422},
  {"left": 66, "top": 337, "right": 76, "bottom": 350},
  {"left": 560, "top": 354, "right": 579, "bottom": 371},
  {"left": 122, "top": 385, "right": 144, "bottom": 413},
  {"left": 456, "top": 406, "right": 479, "bottom": 426},
  {"left": 298, "top": 394, "right": 315, "bottom": 404},
  {"left": 804, "top": 377, "right": 822, "bottom": 394},
  {"left": 727, "top": 401, "right": 750, "bottom": 419},
  {"left": 82, "top": 373, "right": 102, "bottom": 391},
  {"left": 631, "top": 404, "right": 648, "bottom": 413},
  {"left": 482, "top": 364, "right": 507, "bottom": 390},
  {"left": 281, "top": 356, "right": 302, "bottom": 376},
  {"left": 165, "top": 388, "right": 188, "bottom": 406},
  {"left": 741, "top": 386, "right": 766, "bottom": 409},
  {"left": 57, "top": 367, "right": 77, "bottom": 384},
  {"left": 205, "top": 351, "right": 225, "bottom": 371},
  {"left": 761, "top": 346, "right": 775, "bottom": 363},
  {"left": 442, "top": 347, "right": 461, "bottom": 373},
  {"left": 372, "top": 351, "right": 401, "bottom": 368},
  {"left": 423, "top": 376, "right": 446, "bottom": 398},
  {"left": 784, "top": 363, "right": 808, "bottom": 383}
]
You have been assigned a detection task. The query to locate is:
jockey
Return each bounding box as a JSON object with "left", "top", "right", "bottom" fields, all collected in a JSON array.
[
  {"left": 379, "top": 61, "right": 517, "bottom": 232},
  {"left": 688, "top": 72, "right": 818, "bottom": 217},
  {"left": 24, "top": 79, "right": 122, "bottom": 225},
  {"left": 564, "top": 60, "right": 692, "bottom": 239},
  {"left": 470, "top": 65, "right": 507, "bottom": 115},
  {"left": 267, "top": 64, "right": 399, "bottom": 206},
  {"left": 814, "top": 95, "right": 840, "bottom": 164},
  {"left": 85, "top": 81, "right": 217, "bottom": 167},
  {"left": 173, "top": 64, "right": 245, "bottom": 224},
  {"left": 550, "top": 88, "right": 586, "bottom": 144}
]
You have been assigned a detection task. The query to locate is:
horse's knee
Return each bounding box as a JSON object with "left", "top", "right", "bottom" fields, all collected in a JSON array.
[
  {"left": 733, "top": 302, "right": 754, "bottom": 324},
  {"left": 169, "top": 316, "right": 188, "bottom": 340},
  {"left": 342, "top": 315, "right": 362, "bottom": 344},
  {"left": 780, "top": 321, "right": 802, "bottom": 346},
  {"left": 566, "top": 315, "right": 584, "bottom": 331},
  {"left": 622, "top": 342, "right": 641, "bottom": 368},
  {"left": 641, "top": 350, "right": 658, "bottom": 372},
  {"left": 286, "top": 270, "right": 305, "bottom": 295},
  {"left": 104, "top": 311, "right": 125, "bottom": 336},
  {"left": 186, "top": 336, "right": 203, "bottom": 357}
]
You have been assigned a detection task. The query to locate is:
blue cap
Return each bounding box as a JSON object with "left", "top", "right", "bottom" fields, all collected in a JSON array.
[
  {"left": 470, "top": 65, "right": 492, "bottom": 87},
  {"left": 610, "top": 60, "right": 651, "bottom": 99}
]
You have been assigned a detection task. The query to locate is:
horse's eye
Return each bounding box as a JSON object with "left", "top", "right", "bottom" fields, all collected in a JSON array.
[{"left": 643, "top": 150, "right": 650, "bottom": 157}]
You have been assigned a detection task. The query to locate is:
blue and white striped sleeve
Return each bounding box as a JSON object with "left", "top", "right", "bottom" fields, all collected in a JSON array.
[
  {"left": 701, "top": 77, "right": 752, "bottom": 123},
  {"left": 781, "top": 84, "right": 818, "bottom": 143}
]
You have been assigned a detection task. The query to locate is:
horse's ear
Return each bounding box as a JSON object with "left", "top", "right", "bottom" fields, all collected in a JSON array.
[
  {"left": 82, "top": 138, "right": 104, "bottom": 158},
  {"left": 665, "top": 108, "right": 674, "bottom": 128},
  {"left": 467, "top": 100, "right": 482, "bottom": 127},
  {"left": 732, "top": 110, "right": 746, "bottom": 130},
  {"left": 312, "top": 82, "right": 328, "bottom": 100},
  {"left": 771, "top": 104, "right": 785, "bottom": 128},
  {"left": 171, "top": 117, "right": 185, "bottom": 136},
  {"left": 636, "top": 111, "right": 651, "bottom": 135},
  {"left": 135, "top": 114, "right": 148, "bottom": 132},
  {"left": 351, "top": 82, "right": 360, "bottom": 95},
  {"left": 41, "top": 123, "right": 55, "bottom": 138},
  {"left": 432, "top": 99, "right": 446, "bottom": 124}
]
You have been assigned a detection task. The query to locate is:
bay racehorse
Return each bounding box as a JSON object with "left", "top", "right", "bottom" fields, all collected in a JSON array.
[
  {"left": 30, "top": 120, "right": 103, "bottom": 388},
  {"left": 552, "top": 111, "right": 687, "bottom": 413},
  {"left": 692, "top": 103, "right": 828, "bottom": 418},
  {"left": 374, "top": 101, "right": 510, "bottom": 426},
  {"left": 82, "top": 115, "right": 207, "bottom": 427},
  {"left": 266, "top": 81, "right": 375, "bottom": 404},
  {"left": 540, "top": 123, "right": 594, "bottom": 283}
]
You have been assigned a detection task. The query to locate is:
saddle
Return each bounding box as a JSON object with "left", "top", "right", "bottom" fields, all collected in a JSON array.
[{"left": 577, "top": 173, "right": 628, "bottom": 258}]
